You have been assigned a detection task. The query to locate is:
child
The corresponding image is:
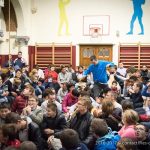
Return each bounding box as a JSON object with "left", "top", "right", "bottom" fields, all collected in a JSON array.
[
  {"left": 2, "top": 124, "right": 21, "bottom": 148},
  {"left": 5, "top": 112, "right": 43, "bottom": 150},
  {"left": 22, "top": 95, "right": 43, "bottom": 125},
  {"left": 111, "top": 80, "right": 121, "bottom": 95},
  {"left": 62, "top": 89, "right": 79, "bottom": 113},
  {"left": 129, "top": 81, "right": 144, "bottom": 109},
  {"left": 41, "top": 103, "right": 67, "bottom": 141},
  {"left": 11, "top": 84, "right": 35, "bottom": 114},
  {"left": 57, "top": 82, "right": 68, "bottom": 103},
  {"left": 0, "top": 75, "right": 8, "bottom": 103},
  {"left": 0, "top": 102, "right": 11, "bottom": 124}
]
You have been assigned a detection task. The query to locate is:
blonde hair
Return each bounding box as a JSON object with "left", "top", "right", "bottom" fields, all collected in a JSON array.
[
  {"left": 123, "top": 109, "right": 139, "bottom": 125},
  {"left": 25, "top": 84, "right": 35, "bottom": 95},
  {"left": 78, "top": 96, "right": 92, "bottom": 111},
  {"left": 29, "top": 69, "right": 38, "bottom": 77}
]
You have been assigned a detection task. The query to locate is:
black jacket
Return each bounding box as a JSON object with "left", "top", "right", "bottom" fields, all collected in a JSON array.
[
  {"left": 69, "top": 112, "right": 93, "bottom": 144},
  {"left": 28, "top": 121, "right": 44, "bottom": 150},
  {"left": 40, "top": 112, "right": 67, "bottom": 140},
  {"left": 130, "top": 92, "right": 144, "bottom": 109}
]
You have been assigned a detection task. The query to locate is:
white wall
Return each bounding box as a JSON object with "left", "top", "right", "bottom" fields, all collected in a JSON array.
[{"left": 0, "top": 0, "right": 150, "bottom": 65}]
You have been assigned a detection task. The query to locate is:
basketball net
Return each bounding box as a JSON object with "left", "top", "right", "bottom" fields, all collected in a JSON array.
[{"left": 90, "top": 27, "right": 101, "bottom": 38}]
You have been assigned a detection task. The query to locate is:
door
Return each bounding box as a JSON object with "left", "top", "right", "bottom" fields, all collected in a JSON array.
[{"left": 80, "top": 45, "right": 113, "bottom": 68}]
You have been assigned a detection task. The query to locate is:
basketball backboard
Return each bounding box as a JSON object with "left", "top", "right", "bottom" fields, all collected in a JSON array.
[{"left": 83, "top": 15, "right": 110, "bottom": 36}]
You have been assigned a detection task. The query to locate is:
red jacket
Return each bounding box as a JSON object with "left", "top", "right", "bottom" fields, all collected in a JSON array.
[
  {"left": 11, "top": 94, "right": 28, "bottom": 114},
  {"left": 7, "top": 139, "right": 21, "bottom": 148},
  {"left": 45, "top": 69, "right": 58, "bottom": 82},
  {"left": 139, "top": 114, "right": 150, "bottom": 122}
]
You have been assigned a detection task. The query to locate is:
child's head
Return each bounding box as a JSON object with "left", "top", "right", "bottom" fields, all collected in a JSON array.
[
  {"left": 121, "top": 100, "right": 134, "bottom": 112},
  {"left": 5, "top": 112, "right": 27, "bottom": 130},
  {"left": 62, "top": 82, "right": 67, "bottom": 90},
  {"left": 46, "top": 103, "right": 57, "bottom": 118},
  {"left": 42, "top": 88, "right": 52, "bottom": 99},
  {"left": 132, "top": 81, "right": 143, "bottom": 93},
  {"left": 122, "top": 109, "right": 139, "bottom": 126},
  {"left": 48, "top": 89, "right": 56, "bottom": 103},
  {"left": 117, "top": 137, "right": 137, "bottom": 150},
  {"left": 27, "top": 96, "right": 38, "bottom": 110},
  {"left": 20, "top": 141, "right": 37, "bottom": 150},
  {"left": 60, "top": 129, "right": 80, "bottom": 149},
  {"left": 22, "top": 84, "right": 35, "bottom": 97},
  {"left": 2, "top": 124, "right": 18, "bottom": 141},
  {"left": 112, "top": 81, "right": 117, "bottom": 88},
  {"left": 0, "top": 103, "right": 11, "bottom": 119},
  {"left": 78, "top": 66, "right": 84, "bottom": 73},
  {"left": 71, "top": 89, "right": 80, "bottom": 100}
]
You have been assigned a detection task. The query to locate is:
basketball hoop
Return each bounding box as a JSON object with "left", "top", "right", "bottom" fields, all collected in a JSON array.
[{"left": 90, "top": 27, "right": 101, "bottom": 38}]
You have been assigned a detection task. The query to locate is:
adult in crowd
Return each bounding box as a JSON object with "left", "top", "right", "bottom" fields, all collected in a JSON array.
[
  {"left": 83, "top": 55, "right": 114, "bottom": 102},
  {"left": 13, "top": 51, "right": 27, "bottom": 70}
]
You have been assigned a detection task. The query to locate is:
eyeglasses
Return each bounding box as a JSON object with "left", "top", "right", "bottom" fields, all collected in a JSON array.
[{"left": 135, "top": 127, "right": 145, "bottom": 131}]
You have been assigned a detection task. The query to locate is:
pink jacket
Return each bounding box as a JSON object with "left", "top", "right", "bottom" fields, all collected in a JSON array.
[
  {"left": 118, "top": 125, "right": 136, "bottom": 140},
  {"left": 62, "top": 93, "right": 78, "bottom": 113}
]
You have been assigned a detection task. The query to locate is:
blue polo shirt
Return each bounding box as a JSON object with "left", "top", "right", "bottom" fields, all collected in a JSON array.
[{"left": 84, "top": 60, "right": 114, "bottom": 84}]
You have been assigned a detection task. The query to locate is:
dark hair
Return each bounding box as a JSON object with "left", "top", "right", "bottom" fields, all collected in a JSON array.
[
  {"left": 60, "top": 65, "right": 66, "bottom": 71},
  {"left": 134, "top": 81, "right": 143, "bottom": 91},
  {"left": 66, "top": 83, "right": 75, "bottom": 92},
  {"left": 42, "top": 88, "right": 52, "bottom": 98},
  {"left": 112, "top": 80, "right": 118, "bottom": 85},
  {"left": 121, "top": 100, "right": 134, "bottom": 111},
  {"left": 60, "top": 129, "right": 80, "bottom": 149},
  {"left": 50, "top": 64, "right": 55, "bottom": 68},
  {"left": 78, "top": 65, "right": 84, "bottom": 70},
  {"left": 18, "top": 51, "right": 22, "bottom": 54},
  {"left": 71, "top": 89, "right": 80, "bottom": 97},
  {"left": 20, "top": 141, "right": 37, "bottom": 150},
  {"left": 5, "top": 112, "right": 21, "bottom": 124},
  {"left": 91, "top": 118, "right": 108, "bottom": 137},
  {"left": 136, "top": 123, "right": 149, "bottom": 133},
  {"left": 80, "top": 90, "right": 91, "bottom": 97},
  {"left": 15, "top": 69, "right": 22, "bottom": 73},
  {"left": 34, "top": 64, "right": 39, "bottom": 69},
  {"left": 48, "top": 89, "right": 55, "bottom": 95},
  {"left": 90, "top": 55, "right": 97, "bottom": 61},
  {"left": 2, "top": 124, "right": 18, "bottom": 140},
  {"left": 0, "top": 102, "right": 11, "bottom": 110},
  {"left": 126, "top": 66, "right": 137, "bottom": 74},
  {"left": 47, "top": 103, "right": 57, "bottom": 112},
  {"left": 129, "top": 76, "right": 138, "bottom": 82}
]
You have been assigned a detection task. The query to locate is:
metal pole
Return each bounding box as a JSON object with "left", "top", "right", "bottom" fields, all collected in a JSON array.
[{"left": 8, "top": 0, "right": 11, "bottom": 67}]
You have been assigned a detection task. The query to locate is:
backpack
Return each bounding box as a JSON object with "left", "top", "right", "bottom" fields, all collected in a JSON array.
[{"left": 94, "top": 128, "right": 121, "bottom": 150}]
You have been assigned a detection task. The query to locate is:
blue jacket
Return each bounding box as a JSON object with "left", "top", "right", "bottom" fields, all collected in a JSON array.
[
  {"left": 142, "top": 85, "right": 150, "bottom": 97},
  {"left": 94, "top": 129, "right": 120, "bottom": 150},
  {"left": 84, "top": 61, "right": 113, "bottom": 84},
  {"left": 60, "top": 143, "right": 89, "bottom": 150}
]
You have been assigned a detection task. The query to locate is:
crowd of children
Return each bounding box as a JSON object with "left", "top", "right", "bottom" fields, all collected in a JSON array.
[{"left": 0, "top": 52, "right": 150, "bottom": 150}]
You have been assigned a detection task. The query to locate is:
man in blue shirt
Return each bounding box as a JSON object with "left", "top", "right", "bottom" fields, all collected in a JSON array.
[{"left": 83, "top": 55, "right": 113, "bottom": 102}]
